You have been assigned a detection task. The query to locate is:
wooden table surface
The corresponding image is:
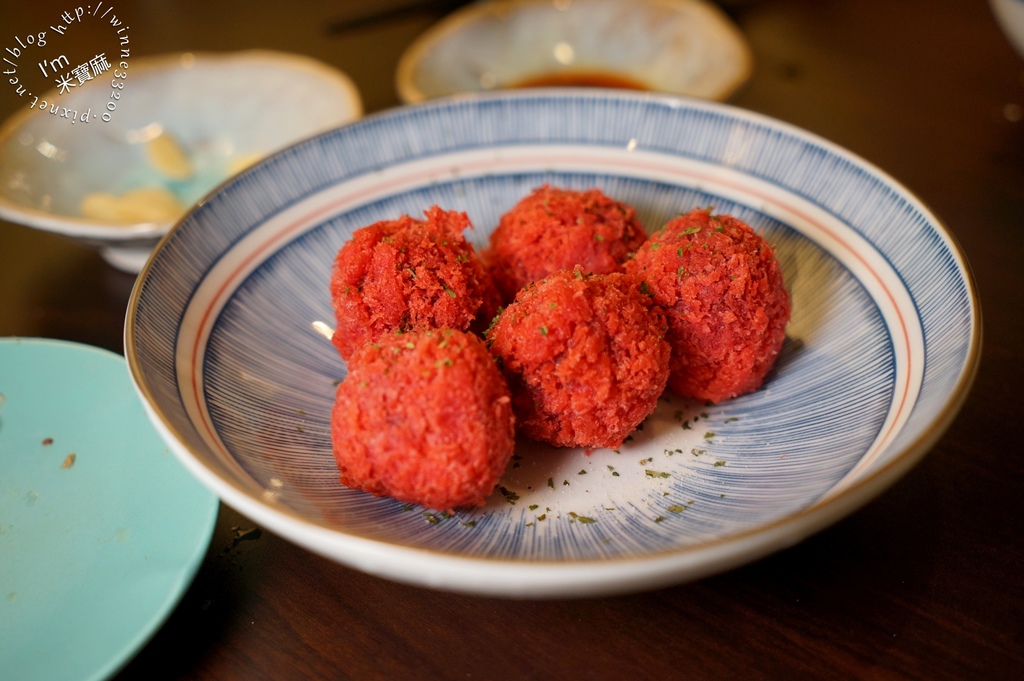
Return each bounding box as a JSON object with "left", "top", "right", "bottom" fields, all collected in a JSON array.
[{"left": 2, "top": 1, "right": 1022, "bottom": 678}]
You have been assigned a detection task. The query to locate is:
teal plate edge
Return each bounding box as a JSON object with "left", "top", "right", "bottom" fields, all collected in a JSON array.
[{"left": 0, "top": 337, "right": 219, "bottom": 681}]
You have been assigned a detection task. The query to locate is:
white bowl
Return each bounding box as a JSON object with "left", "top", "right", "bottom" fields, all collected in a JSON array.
[
  {"left": 126, "top": 91, "right": 979, "bottom": 598},
  {"left": 0, "top": 50, "right": 362, "bottom": 272},
  {"left": 991, "top": 0, "right": 1024, "bottom": 58},
  {"left": 396, "top": 0, "right": 753, "bottom": 104}
]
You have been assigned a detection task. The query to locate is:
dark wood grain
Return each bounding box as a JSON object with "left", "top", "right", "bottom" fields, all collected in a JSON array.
[{"left": 2, "top": 1, "right": 1021, "bottom": 679}]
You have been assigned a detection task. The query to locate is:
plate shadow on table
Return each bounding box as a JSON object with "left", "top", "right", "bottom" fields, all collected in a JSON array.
[{"left": 112, "top": 504, "right": 258, "bottom": 679}]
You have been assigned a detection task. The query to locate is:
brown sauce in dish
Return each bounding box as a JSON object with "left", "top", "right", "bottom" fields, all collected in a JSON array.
[{"left": 511, "top": 72, "right": 648, "bottom": 90}]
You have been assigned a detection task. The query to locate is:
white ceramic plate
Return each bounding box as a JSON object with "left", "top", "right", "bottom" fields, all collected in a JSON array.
[
  {"left": 0, "top": 338, "right": 218, "bottom": 679},
  {"left": 125, "top": 91, "right": 979, "bottom": 598},
  {"left": 396, "top": 0, "right": 752, "bottom": 103},
  {"left": 0, "top": 50, "right": 362, "bottom": 272}
]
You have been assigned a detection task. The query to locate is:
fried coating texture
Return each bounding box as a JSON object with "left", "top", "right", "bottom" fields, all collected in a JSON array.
[
  {"left": 331, "top": 329, "right": 515, "bottom": 510},
  {"left": 330, "top": 207, "right": 501, "bottom": 360},
  {"left": 485, "top": 185, "right": 647, "bottom": 302},
  {"left": 624, "top": 209, "right": 790, "bottom": 403},
  {"left": 487, "top": 268, "right": 670, "bottom": 450}
]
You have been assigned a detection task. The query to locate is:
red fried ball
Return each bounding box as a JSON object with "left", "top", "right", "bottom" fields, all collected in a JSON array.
[
  {"left": 330, "top": 207, "right": 501, "bottom": 360},
  {"left": 331, "top": 329, "right": 515, "bottom": 511},
  {"left": 624, "top": 209, "right": 791, "bottom": 403},
  {"left": 486, "top": 268, "right": 670, "bottom": 450},
  {"left": 484, "top": 185, "right": 647, "bottom": 302}
]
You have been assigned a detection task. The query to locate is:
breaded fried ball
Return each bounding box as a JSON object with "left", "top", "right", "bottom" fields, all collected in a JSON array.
[
  {"left": 331, "top": 329, "right": 515, "bottom": 511},
  {"left": 486, "top": 268, "right": 670, "bottom": 450},
  {"left": 624, "top": 208, "right": 790, "bottom": 403},
  {"left": 330, "top": 207, "right": 501, "bottom": 360},
  {"left": 484, "top": 185, "right": 647, "bottom": 302}
]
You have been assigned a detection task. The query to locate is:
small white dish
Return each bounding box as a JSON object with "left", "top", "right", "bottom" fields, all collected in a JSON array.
[
  {"left": 396, "top": 0, "right": 753, "bottom": 103},
  {"left": 0, "top": 50, "right": 362, "bottom": 272},
  {"left": 125, "top": 91, "right": 979, "bottom": 598}
]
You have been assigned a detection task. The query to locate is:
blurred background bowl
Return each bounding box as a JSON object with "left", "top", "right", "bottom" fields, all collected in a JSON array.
[
  {"left": 990, "top": 0, "right": 1024, "bottom": 58},
  {"left": 0, "top": 50, "right": 362, "bottom": 272},
  {"left": 396, "top": 0, "right": 753, "bottom": 104}
]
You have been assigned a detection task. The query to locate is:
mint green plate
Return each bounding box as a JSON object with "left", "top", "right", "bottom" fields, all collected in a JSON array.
[{"left": 0, "top": 338, "right": 218, "bottom": 680}]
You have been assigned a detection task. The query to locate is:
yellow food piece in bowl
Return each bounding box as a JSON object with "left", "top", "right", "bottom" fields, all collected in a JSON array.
[
  {"left": 78, "top": 193, "right": 122, "bottom": 221},
  {"left": 226, "top": 152, "right": 263, "bottom": 176},
  {"left": 80, "top": 187, "right": 184, "bottom": 223},
  {"left": 145, "top": 134, "right": 193, "bottom": 180}
]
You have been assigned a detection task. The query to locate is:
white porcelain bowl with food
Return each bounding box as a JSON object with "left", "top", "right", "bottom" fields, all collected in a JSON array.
[
  {"left": 125, "top": 90, "right": 979, "bottom": 598},
  {"left": 396, "top": 0, "right": 753, "bottom": 103},
  {"left": 0, "top": 50, "right": 362, "bottom": 272}
]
